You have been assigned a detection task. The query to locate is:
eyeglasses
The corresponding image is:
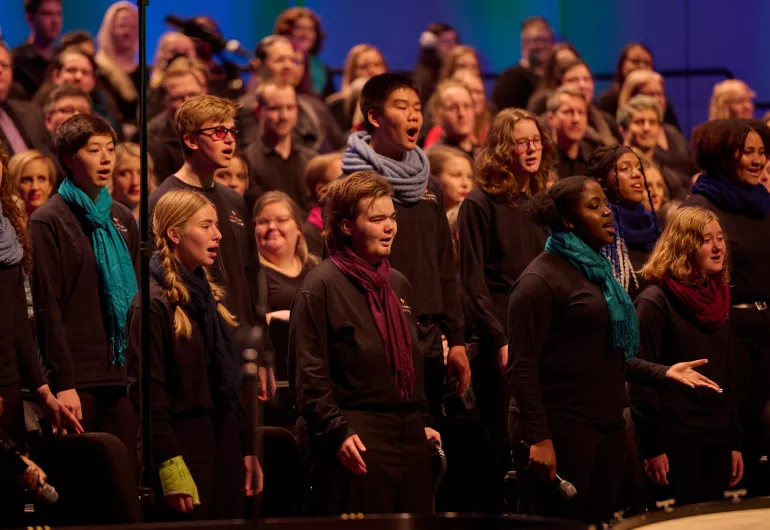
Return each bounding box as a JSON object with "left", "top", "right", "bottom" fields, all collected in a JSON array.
[
  {"left": 514, "top": 137, "right": 543, "bottom": 152},
  {"left": 195, "top": 126, "right": 239, "bottom": 140}
]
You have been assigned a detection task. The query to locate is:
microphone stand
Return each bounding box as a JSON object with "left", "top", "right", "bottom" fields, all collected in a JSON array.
[{"left": 137, "top": 0, "right": 155, "bottom": 516}]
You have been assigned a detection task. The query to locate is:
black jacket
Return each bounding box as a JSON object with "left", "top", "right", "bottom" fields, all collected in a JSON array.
[{"left": 147, "top": 113, "right": 184, "bottom": 184}]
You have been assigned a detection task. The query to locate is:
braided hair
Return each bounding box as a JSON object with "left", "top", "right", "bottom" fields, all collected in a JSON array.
[{"left": 586, "top": 145, "right": 660, "bottom": 292}]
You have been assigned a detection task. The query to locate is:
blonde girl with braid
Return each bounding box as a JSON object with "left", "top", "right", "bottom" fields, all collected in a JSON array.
[{"left": 126, "top": 189, "right": 262, "bottom": 520}]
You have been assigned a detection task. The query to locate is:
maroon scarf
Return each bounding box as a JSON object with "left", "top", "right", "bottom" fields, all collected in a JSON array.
[
  {"left": 659, "top": 274, "right": 731, "bottom": 330},
  {"left": 330, "top": 246, "right": 415, "bottom": 401}
]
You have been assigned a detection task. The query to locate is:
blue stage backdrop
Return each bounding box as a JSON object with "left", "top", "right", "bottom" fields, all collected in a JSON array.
[{"left": 0, "top": 0, "right": 767, "bottom": 133}]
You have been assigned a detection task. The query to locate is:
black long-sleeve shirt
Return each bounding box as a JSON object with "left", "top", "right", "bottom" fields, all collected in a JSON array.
[
  {"left": 290, "top": 260, "right": 429, "bottom": 451},
  {"left": 30, "top": 195, "right": 139, "bottom": 391},
  {"left": 630, "top": 284, "right": 740, "bottom": 458},
  {"left": 0, "top": 263, "right": 46, "bottom": 389},
  {"left": 126, "top": 279, "right": 217, "bottom": 463},
  {"left": 458, "top": 190, "right": 548, "bottom": 351},
  {"left": 507, "top": 252, "right": 668, "bottom": 445},
  {"left": 682, "top": 194, "right": 770, "bottom": 304}
]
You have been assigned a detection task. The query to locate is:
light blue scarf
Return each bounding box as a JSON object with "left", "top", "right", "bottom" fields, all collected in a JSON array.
[
  {"left": 58, "top": 178, "right": 137, "bottom": 365},
  {"left": 545, "top": 231, "right": 639, "bottom": 360}
]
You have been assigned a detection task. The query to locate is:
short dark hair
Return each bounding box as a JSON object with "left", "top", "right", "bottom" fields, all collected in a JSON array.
[
  {"left": 693, "top": 119, "right": 768, "bottom": 176},
  {"left": 44, "top": 84, "right": 92, "bottom": 114},
  {"left": 360, "top": 73, "right": 419, "bottom": 134},
  {"left": 55, "top": 114, "right": 117, "bottom": 172},
  {"left": 52, "top": 48, "right": 97, "bottom": 80},
  {"left": 25, "top": 0, "right": 61, "bottom": 15}
]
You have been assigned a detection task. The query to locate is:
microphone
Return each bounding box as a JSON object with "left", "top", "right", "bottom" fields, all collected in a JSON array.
[
  {"left": 37, "top": 480, "right": 59, "bottom": 504},
  {"left": 0, "top": 428, "right": 58, "bottom": 504},
  {"left": 555, "top": 474, "right": 577, "bottom": 500},
  {"left": 164, "top": 15, "right": 253, "bottom": 59}
]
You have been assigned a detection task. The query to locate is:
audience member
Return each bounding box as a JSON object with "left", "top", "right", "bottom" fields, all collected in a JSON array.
[
  {"left": 546, "top": 86, "right": 593, "bottom": 179},
  {"left": 341, "top": 73, "right": 470, "bottom": 419},
  {"left": 303, "top": 151, "right": 342, "bottom": 254},
  {"left": 30, "top": 114, "right": 139, "bottom": 476},
  {"left": 632, "top": 206, "right": 742, "bottom": 505},
  {"left": 111, "top": 142, "right": 153, "bottom": 221},
  {"left": 326, "top": 44, "right": 387, "bottom": 133},
  {"left": 10, "top": 0, "right": 63, "bottom": 100},
  {"left": 244, "top": 79, "right": 317, "bottom": 214},
  {"left": 147, "top": 32, "right": 198, "bottom": 119},
  {"left": 55, "top": 29, "right": 95, "bottom": 56},
  {"left": 290, "top": 172, "right": 441, "bottom": 515},
  {"left": 7, "top": 149, "right": 56, "bottom": 215},
  {"left": 44, "top": 84, "right": 92, "bottom": 138},
  {"left": 587, "top": 145, "right": 661, "bottom": 300},
  {"left": 509, "top": 176, "right": 716, "bottom": 525},
  {"left": 492, "top": 17, "right": 554, "bottom": 112},
  {"left": 0, "top": 42, "right": 58, "bottom": 161},
  {"left": 426, "top": 80, "right": 477, "bottom": 157},
  {"left": 525, "top": 42, "right": 580, "bottom": 112},
  {"left": 127, "top": 189, "right": 259, "bottom": 520},
  {"left": 413, "top": 23, "right": 459, "bottom": 104},
  {"left": 95, "top": 1, "right": 140, "bottom": 136},
  {"left": 427, "top": 145, "right": 473, "bottom": 214},
  {"left": 682, "top": 119, "right": 770, "bottom": 483},
  {"left": 451, "top": 70, "right": 492, "bottom": 144},
  {"left": 213, "top": 153, "right": 249, "bottom": 197},
  {"left": 709, "top": 80, "right": 756, "bottom": 120},
  {"left": 147, "top": 57, "right": 207, "bottom": 183},
  {"left": 438, "top": 45, "right": 481, "bottom": 82},
  {"left": 274, "top": 7, "right": 333, "bottom": 98},
  {"left": 617, "top": 94, "right": 692, "bottom": 198},
  {"left": 189, "top": 16, "right": 244, "bottom": 101},
  {"left": 635, "top": 154, "right": 669, "bottom": 216}
]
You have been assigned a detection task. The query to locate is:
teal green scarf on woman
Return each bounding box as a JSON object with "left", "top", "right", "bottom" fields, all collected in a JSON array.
[
  {"left": 58, "top": 178, "right": 138, "bottom": 365},
  {"left": 545, "top": 231, "right": 639, "bottom": 360}
]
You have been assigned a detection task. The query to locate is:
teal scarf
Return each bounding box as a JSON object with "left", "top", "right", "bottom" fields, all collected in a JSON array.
[
  {"left": 545, "top": 231, "right": 639, "bottom": 360},
  {"left": 58, "top": 178, "right": 138, "bottom": 365}
]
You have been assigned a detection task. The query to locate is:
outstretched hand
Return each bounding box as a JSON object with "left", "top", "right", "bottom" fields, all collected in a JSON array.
[{"left": 666, "top": 359, "right": 722, "bottom": 392}]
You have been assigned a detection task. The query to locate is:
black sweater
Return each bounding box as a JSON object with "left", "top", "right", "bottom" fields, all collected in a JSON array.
[
  {"left": 458, "top": 190, "right": 549, "bottom": 350},
  {"left": 30, "top": 195, "right": 139, "bottom": 391},
  {"left": 290, "top": 260, "right": 429, "bottom": 450},
  {"left": 507, "top": 252, "right": 668, "bottom": 445},
  {"left": 682, "top": 194, "right": 770, "bottom": 304},
  {"left": 0, "top": 263, "right": 46, "bottom": 389},
  {"left": 630, "top": 285, "right": 740, "bottom": 457}
]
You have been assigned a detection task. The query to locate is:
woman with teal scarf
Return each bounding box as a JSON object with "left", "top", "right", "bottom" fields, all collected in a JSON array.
[
  {"left": 29, "top": 114, "right": 139, "bottom": 479},
  {"left": 506, "top": 176, "right": 720, "bottom": 525}
]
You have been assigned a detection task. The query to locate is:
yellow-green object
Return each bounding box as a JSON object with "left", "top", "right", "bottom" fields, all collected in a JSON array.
[{"left": 159, "top": 456, "right": 200, "bottom": 505}]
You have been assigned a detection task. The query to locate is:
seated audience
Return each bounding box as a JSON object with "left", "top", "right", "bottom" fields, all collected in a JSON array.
[
  {"left": 30, "top": 114, "right": 139, "bottom": 476},
  {"left": 413, "top": 23, "right": 459, "bottom": 105},
  {"left": 244, "top": 79, "right": 318, "bottom": 214},
  {"left": 426, "top": 80, "right": 477, "bottom": 157},
  {"left": 632, "top": 206, "right": 742, "bottom": 505},
  {"left": 95, "top": 1, "right": 139, "bottom": 138},
  {"left": 213, "top": 153, "right": 249, "bottom": 197},
  {"left": 326, "top": 44, "right": 387, "bottom": 133},
  {"left": 492, "top": 16, "right": 554, "bottom": 111},
  {"left": 274, "top": 7, "right": 333, "bottom": 98},
  {"left": 546, "top": 86, "right": 593, "bottom": 179},
  {"left": 127, "top": 189, "right": 260, "bottom": 520},
  {"left": 189, "top": 16, "right": 244, "bottom": 101},
  {"left": 0, "top": 42, "right": 59, "bottom": 161},
  {"left": 304, "top": 151, "right": 342, "bottom": 254},
  {"left": 111, "top": 142, "right": 153, "bottom": 221},
  {"left": 147, "top": 57, "right": 207, "bottom": 183},
  {"left": 44, "top": 84, "right": 92, "bottom": 137},
  {"left": 7, "top": 149, "right": 56, "bottom": 215},
  {"left": 10, "top": 0, "right": 63, "bottom": 100},
  {"left": 617, "top": 94, "right": 692, "bottom": 198},
  {"left": 709, "top": 80, "right": 756, "bottom": 120},
  {"left": 290, "top": 171, "right": 441, "bottom": 515},
  {"left": 525, "top": 42, "right": 580, "bottom": 112}
]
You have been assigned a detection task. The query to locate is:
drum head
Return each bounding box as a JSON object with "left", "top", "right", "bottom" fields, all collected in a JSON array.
[{"left": 614, "top": 497, "right": 770, "bottom": 529}]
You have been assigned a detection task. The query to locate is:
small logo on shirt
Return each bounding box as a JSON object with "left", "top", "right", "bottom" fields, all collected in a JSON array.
[
  {"left": 112, "top": 217, "right": 128, "bottom": 233},
  {"left": 400, "top": 298, "right": 412, "bottom": 314},
  {"left": 421, "top": 190, "right": 438, "bottom": 203},
  {"left": 229, "top": 210, "right": 244, "bottom": 227}
]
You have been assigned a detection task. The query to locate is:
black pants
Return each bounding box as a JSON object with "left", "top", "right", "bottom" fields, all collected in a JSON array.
[
  {"left": 519, "top": 416, "right": 627, "bottom": 525},
  {"left": 154, "top": 412, "right": 244, "bottom": 521},
  {"left": 79, "top": 385, "right": 138, "bottom": 480},
  {"left": 647, "top": 437, "right": 732, "bottom": 507},
  {"left": 312, "top": 410, "right": 433, "bottom": 515},
  {"left": 732, "top": 308, "right": 770, "bottom": 491},
  {"left": 417, "top": 320, "right": 445, "bottom": 419}
]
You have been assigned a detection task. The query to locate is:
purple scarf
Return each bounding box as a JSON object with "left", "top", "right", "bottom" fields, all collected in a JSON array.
[{"left": 330, "top": 246, "right": 415, "bottom": 402}]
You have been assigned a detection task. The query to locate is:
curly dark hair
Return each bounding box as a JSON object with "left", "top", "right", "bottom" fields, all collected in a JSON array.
[
  {"left": 474, "top": 108, "right": 556, "bottom": 204},
  {"left": 0, "top": 141, "right": 33, "bottom": 275},
  {"left": 693, "top": 118, "right": 769, "bottom": 177},
  {"left": 273, "top": 7, "right": 326, "bottom": 56}
]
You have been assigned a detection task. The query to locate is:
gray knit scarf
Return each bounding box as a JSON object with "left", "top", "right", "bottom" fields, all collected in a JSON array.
[
  {"left": 0, "top": 202, "right": 23, "bottom": 267},
  {"left": 342, "top": 132, "right": 431, "bottom": 205}
]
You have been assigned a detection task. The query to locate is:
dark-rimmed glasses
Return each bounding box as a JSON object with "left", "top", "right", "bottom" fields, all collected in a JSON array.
[{"left": 195, "top": 126, "right": 239, "bottom": 140}]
